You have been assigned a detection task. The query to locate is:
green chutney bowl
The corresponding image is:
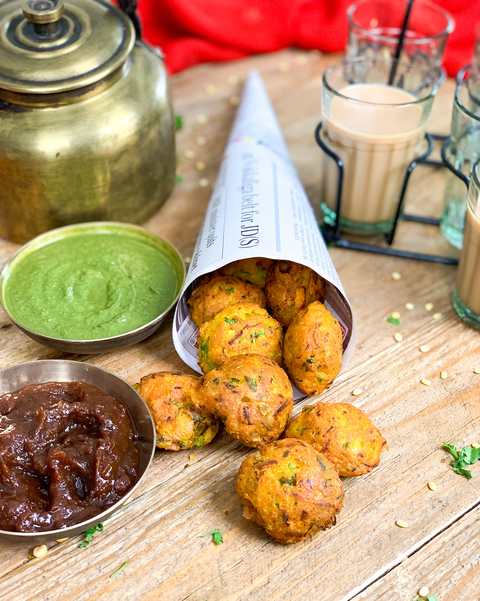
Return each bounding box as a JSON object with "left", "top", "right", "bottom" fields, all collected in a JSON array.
[{"left": 0, "top": 222, "right": 185, "bottom": 354}]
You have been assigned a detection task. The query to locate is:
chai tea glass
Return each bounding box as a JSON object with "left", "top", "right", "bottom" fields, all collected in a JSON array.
[
  {"left": 347, "top": 0, "right": 454, "bottom": 72},
  {"left": 441, "top": 65, "right": 480, "bottom": 249},
  {"left": 452, "top": 160, "right": 480, "bottom": 329},
  {"left": 320, "top": 55, "right": 439, "bottom": 235}
]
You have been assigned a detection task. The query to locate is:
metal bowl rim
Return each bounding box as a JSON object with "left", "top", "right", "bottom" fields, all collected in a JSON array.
[
  {"left": 0, "top": 359, "right": 156, "bottom": 539},
  {"left": 0, "top": 221, "right": 186, "bottom": 345}
]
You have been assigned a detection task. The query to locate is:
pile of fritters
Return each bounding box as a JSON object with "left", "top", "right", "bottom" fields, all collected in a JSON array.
[{"left": 135, "top": 258, "right": 386, "bottom": 545}]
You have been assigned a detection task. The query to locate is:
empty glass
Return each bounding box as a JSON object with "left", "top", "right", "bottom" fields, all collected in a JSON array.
[{"left": 347, "top": 0, "right": 454, "bottom": 73}]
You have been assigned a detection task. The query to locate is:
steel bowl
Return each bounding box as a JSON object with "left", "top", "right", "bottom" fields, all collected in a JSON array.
[
  {"left": 0, "top": 360, "right": 156, "bottom": 543},
  {"left": 0, "top": 222, "right": 185, "bottom": 354}
]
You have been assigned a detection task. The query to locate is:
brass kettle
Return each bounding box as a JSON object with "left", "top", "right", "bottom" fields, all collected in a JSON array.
[{"left": 0, "top": 0, "right": 176, "bottom": 243}]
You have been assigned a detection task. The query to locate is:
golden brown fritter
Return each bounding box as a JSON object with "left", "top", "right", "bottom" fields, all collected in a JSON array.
[
  {"left": 202, "top": 354, "right": 293, "bottom": 448},
  {"left": 219, "top": 258, "right": 273, "bottom": 288},
  {"left": 197, "top": 302, "right": 283, "bottom": 373},
  {"left": 283, "top": 301, "right": 343, "bottom": 395},
  {"left": 136, "top": 372, "right": 218, "bottom": 451},
  {"left": 188, "top": 276, "right": 266, "bottom": 327},
  {"left": 236, "top": 438, "right": 344, "bottom": 544},
  {"left": 285, "top": 402, "right": 386, "bottom": 477},
  {"left": 265, "top": 261, "right": 326, "bottom": 326}
]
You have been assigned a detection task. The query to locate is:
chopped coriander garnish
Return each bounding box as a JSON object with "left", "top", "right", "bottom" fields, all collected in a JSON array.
[
  {"left": 78, "top": 523, "right": 103, "bottom": 548},
  {"left": 245, "top": 375, "right": 257, "bottom": 391},
  {"left": 442, "top": 442, "right": 480, "bottom": 479},
  {"left": 211, "top": 529, "right": 223, "bottom": 545},
  {"left": 224, "top": 317, "right": 237, "bottom": 324},
  {"left": 251, "top": 330, "right": 265, "bottom": 341},
  {"left": 175, "top": 174, "right": 183, "bottom": 184},
  {"left": 175, "top": 114, "right": 184, "bottom": 130},
  {"left": 111, "top": 561, "right": 128, "bottom": 578},
  {"left": 386, "top": 314, "right": 401, "bottom": 326},
  {"left": 199, "top": 340, "right": 209, "bottom": 361},
  {"left": 224, "top": 287, "right": 235, "bottom": 294}
]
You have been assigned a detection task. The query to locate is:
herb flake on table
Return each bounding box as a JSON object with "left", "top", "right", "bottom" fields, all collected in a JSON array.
[
  {"left": 211, "top": 529, "right": 223, "bottom": 545},
  {"left": 442, "top": 442, "right": 480, "bottom": 479},
  {"left": 175, "top": 115, "right": 184, "bottom": 130},
  {"left": 386, "top": 314, "right": 401, "bottom": 326},
  {"left": 78, "top": 523, "right": 104, "bottom": 548},
  {"left": 111, "top": 561, "right": 129, "bottom": 578}
]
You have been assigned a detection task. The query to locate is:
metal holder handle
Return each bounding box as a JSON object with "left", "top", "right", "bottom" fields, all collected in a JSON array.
[
  {"left": 118, "top": 0, "right": 142, "bottom": 39},
  {"left": 314, "top": 121, "right": 458, "bottom": 265},
  {"left": 440, "top": 137, "right": 470, "bottom": 188}
]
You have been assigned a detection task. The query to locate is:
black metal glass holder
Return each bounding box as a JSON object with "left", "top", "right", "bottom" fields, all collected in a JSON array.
[{"left": 314, "top": 121, "right": 459, "bottom": 265}]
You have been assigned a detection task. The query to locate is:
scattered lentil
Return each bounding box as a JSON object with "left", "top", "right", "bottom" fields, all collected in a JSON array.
[
  {"left": 432, "top": 312, "right": 442, "bottom": 320},
  {"left": 420, "top": 378, "right": 432, "bottom": 386},
  {"left": 391, "top": 271, "right": 402, "bottom": 280},
  {"left": 405, "top": 302, "right": 415, "bottom": 310},
  {"left": 199, "top": 178, "right": 210, "bottom": 188},
  {"left": 425, "top": 303, "right": 434, "bottom": 311},
  {"left": 427, "top": 481, "right": 437, "bottom": 492},
  {"left": 440, "top": 371, "right": 448, "bottom": 380},
  {"left": 418, "top": 586, "right": 430, "bottom": 598},
  {"left": 195, "top": 160, "right": 206, "bottom": 172},
  {"left": 205, "top": 84, "right": 217, "bottom": 95},
  {"left": 55, "top": 538, "right": 69, "bottom": 544},
  {"left": 391, "top": 311, "right": 401, "bottom": 319},
  {"left": 184, "top": 149, "right": 195, "bottom": 159},
  {"left": 395, "top": 519, "right": 409, "bottom": 528},
  {"left": 394, "top": 332, "right": 403, "bottom": 343},
  {"left": 419, "top": 345, "right": 430, "bottom": 353},
  {"left": 351, "top": 387, "right": 363, "bottom": 397},
  {"left": 32, "top": 544, "right": 48, "bottom": 559},
  {"left": 473, "top": 368, "right": 480, "bottom": 375},
  {"left": 196, "top": 114, "right": 208, "bottom": 124},
  {"left": 196, "top": 136, "right": 207, "bottom": 146}
]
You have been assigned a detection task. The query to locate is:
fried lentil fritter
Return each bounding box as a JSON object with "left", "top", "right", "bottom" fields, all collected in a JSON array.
[
  {"left": 236, "top": 438, "right": 344, "bottom": 544},
  {"left": 188, "top": 275, "right": 265, "bottom": 327},
  {"left": 197, "top": 302, "right": 283, "bottom": 373},
  {"left": 265, "top": 261, "right": 326, "bottom": 326},
  {"left": 219, "top": 258, "right": 273, "bottom": 288},
  {"left": 283, "top": 301, "right": 343, "bottom": 395},
  {"left": 286, "top": 402, "right": 386, "bottom": 477},
  {"left": 202, "top": 354, "right": 293, "bottom": 447},
  {"left": 137, "top": 372, "right": 218, "bottom": 451}
]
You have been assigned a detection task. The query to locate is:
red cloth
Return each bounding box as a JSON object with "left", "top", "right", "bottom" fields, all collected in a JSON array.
[{"left": 138, "top": 0, "right": 479, "bottom": 76}]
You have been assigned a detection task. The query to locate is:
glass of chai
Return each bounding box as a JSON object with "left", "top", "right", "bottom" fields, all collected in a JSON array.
[
  {"left": 320, "top": 55, "right": 440, "bottom": 235},
  {"left": 440, "top": 65, "right": 480, "bottom": 250},
  {"left": 347, "top": 0, "right": 453, "bottom": 73},
  {"left": 452, "top": 160, "right": 480, "bottom": 329}
]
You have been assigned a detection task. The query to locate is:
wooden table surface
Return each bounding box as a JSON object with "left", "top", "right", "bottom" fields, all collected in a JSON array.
[{"left": 0, "top": 50, "right": 479, "bottom": 601}]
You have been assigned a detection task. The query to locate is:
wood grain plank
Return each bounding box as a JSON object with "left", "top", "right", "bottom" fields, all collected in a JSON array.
[
  {"left": 354, "top": 506, "right": 480, "bottom": 601},
  {"left": 0, "top": 50, "right": 478, "bottom": 600}
]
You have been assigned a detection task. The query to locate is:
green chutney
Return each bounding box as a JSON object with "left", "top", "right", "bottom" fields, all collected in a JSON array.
[{"left": 3, "top": 230, "right": 182, "bottom": 340}]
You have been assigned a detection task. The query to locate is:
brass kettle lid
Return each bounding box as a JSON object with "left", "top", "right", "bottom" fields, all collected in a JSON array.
[{"left": 0, "top": 0, "right": 135, "bottom": 94}]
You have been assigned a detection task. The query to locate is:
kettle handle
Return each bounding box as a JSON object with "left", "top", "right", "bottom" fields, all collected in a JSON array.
[{"left": 118, "top": 0, "right": 142, "bottom": 39}]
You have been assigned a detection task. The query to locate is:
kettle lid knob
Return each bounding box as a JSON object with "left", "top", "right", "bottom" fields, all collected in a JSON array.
[{"left": 22, "top": 0, "right": 64, "bottom": 24}]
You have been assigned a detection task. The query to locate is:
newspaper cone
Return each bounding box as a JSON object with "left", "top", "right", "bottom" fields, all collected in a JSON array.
[{"left": 173, "top": 71, "right": 354, "bottom": 378}]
